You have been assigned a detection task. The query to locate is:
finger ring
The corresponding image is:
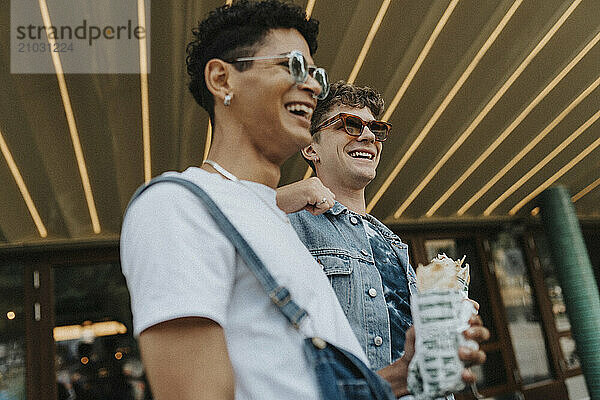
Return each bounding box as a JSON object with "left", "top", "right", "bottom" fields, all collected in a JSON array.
[{"left": 316, "top": 197, "right": 327, "bottom": 206}]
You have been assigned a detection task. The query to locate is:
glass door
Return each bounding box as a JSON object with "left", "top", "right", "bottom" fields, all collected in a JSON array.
[
  {"left": 405, "top": 230, "right": 569, "bottom": 400},
  {"left": 489, "top": 231, "right": 570, "bottom": 400},
  {"left": 491, "top": 232, "right": 552, "bottom": 384},
  {"left": 51, "top": 262, "right": 152, "bottom": 400}
]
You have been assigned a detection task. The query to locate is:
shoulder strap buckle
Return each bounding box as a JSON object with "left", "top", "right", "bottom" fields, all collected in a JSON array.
[{"left": 269, "top": 286, "right": 292, "bottom": 308}]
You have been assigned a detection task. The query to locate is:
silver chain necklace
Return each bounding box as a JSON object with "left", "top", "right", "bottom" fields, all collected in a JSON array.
[{"left": 203, "top": 159, "right": 290, "bottom": 224}]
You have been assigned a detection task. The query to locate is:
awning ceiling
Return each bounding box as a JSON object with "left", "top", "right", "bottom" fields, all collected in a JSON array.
[{"left": 1, "top": 0, "right": 599, "bottom": 245}]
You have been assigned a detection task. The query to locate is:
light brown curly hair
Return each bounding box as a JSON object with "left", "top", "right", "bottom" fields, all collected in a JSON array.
[{"left": 305, "top": 80, "right": 385, "bottom": 170}]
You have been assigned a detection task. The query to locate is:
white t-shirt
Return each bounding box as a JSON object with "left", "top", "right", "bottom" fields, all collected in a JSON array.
[{"left": 120, "top": 167, "right": 367, "bottom": 400}]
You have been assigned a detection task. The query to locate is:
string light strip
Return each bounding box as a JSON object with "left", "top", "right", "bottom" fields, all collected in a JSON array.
[
  {"left": 382, "top": 0, "right": 460, "bottom": 121},
  {"left": 138, "top": 0, "right": 151, "bottom": 183},
  {"left": 39, "top": 0, "right": 101, "bottom": 233},
  {"left": 572, "top": 176, "right": 600, "bottom": 203},
  {"left": 508, "top": 133, "right": 600, "bottom": 215},
  {"left": 431, "top": 29, "right": 600, "bottom": 216},
  {"left": 368, "top": 0, "right": 522, "bottom": 214},
  {"left": 459, "top": 74, "right": 600, "bottom": 215},
  {"left": 393, "top": 0, "right": 581, "bottom": 219},
  {"left": 305, "top": 0, "right": 316, "bottom": 19},
  {"left": 301, "top": 0, "right": 318, "bottom": 178},
  {"left": 0, "top": 129, "right": 48, "bottom": 237},
  {"left": 481, "top": 106, "right": 599, "bottom": 215},
  {"left": 347, "top": 0, "right": 392, "bottom": 85}
]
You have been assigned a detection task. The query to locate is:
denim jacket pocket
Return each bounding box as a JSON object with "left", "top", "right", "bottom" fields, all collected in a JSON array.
[{"left": 315, "top": 254, "right": 354, "bottom": 314}]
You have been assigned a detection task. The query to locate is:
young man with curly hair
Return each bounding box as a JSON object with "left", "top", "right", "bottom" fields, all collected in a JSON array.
[
  {"left": 121, "top": 2, "right": 385, "bottom": 399},
  {"left": 277, "top": 81, "right": 489, "bottom": 397}
]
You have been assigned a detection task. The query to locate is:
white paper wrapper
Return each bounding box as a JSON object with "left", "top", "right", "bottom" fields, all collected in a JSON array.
[{"left": 407, "top": 255, "right": 477, "bottom": 399}]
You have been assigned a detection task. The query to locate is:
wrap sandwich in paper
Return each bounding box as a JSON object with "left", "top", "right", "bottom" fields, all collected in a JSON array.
[{"left": 407, "top": 254, "right": 478, "bottom": 399}]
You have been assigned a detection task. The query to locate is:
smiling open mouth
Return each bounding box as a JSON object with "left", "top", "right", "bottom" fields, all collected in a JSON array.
[
  {"left": 348, "top": 150, "right": 374, "bottom": 160},
  {"left": 285, "top": 103, "right": 313, "bottom": 120}
]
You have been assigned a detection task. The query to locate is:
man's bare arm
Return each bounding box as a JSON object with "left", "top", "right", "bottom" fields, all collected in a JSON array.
[
  {"left": 139, "top": 317, "right": 235, "bottom": 400},
  {"left": 276, "top": 177, "right": 335, "bottom": 215}
]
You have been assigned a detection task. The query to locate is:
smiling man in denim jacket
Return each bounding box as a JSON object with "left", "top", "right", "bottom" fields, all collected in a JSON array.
[{"left": 277, "top": 81, "right": 489, "bottom": 398}]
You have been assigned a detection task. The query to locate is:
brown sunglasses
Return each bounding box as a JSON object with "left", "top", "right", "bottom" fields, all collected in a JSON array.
[{"left": 314, "top": 113, "right": 392, "bottom": 142}]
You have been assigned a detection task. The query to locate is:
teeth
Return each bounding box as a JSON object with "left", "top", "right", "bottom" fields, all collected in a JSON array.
[
  {"left": 349, "top": 151, "right": 374, "bottom": 160},
  {"left": 286, "top": 103, "right": 313, "bottom": 119}
]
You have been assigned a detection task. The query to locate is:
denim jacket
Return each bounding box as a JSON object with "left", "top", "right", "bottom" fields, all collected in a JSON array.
[{"left": 290, "top": 202, "right": 418, "bottom": 370}]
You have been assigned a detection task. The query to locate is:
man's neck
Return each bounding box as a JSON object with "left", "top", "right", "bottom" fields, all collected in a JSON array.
[
  {"left": 321, "top": 180, "right": 367, "bottom": 215},
  {"left": 202, "top": 129, "right": 282, "bottom": 188}
]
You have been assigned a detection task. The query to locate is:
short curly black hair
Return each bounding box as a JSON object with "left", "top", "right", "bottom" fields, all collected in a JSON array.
[
  {"left": 304, "top": 80, "right": 385, "bottom": 171},
  {"left": 186, "top": 0, "right": 319, "bottom": 121}
]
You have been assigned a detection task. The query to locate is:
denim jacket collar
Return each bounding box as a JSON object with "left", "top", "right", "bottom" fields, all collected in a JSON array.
[
  {"left": 327, "top": 202, "right": 393, "bottom": 237},
  {"left": 326, "top": 201, "right": 349, "bottom": 216}
]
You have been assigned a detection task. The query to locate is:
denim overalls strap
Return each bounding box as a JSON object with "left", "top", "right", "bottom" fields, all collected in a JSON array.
[{"left": 127, "top": 176, "right": 308, "bottom": 329}]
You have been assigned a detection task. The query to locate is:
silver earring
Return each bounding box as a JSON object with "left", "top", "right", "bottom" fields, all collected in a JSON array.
[{"left": 224, "top": 93, "right": 232, "bottom": 106}]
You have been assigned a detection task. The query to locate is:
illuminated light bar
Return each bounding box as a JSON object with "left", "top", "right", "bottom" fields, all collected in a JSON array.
[
  {"left": 386, "top": 0, "right": 528, "bottom": 218},
  {"left": 382, "top": 0, "right": 460, "bottom": 121},
  {"left": 395, "top": 0, "right": 580, "bottom": 219},
  {"left": 305, "top": 0, "right": 316, "bottom": 18},
  {"left": 347, "top": 0, "right": 392, "bottom": 85},
  {"left": 303, "top": 166, "right": 313, "bottom": 180},
  {"left": 530, "top": 207, "right": 540, "bottom": 216},
  {"left": 53, "top": 321, "right": 128, "bottom": 342},
  {"left": 458, "top": 74, "right": 600, "bottom": 216},
  {"left": 508, "top": 134, "right": 600, "bottom": 216},
  {"left": 486, "top": 108, "right": 600, "bottom": 215},
  {"left": 429, "top": 30, "right": 600, "bottom": 217},
  {"left": 38, "top": 0, "right": 101, "bottom": 234},
  {"left": 302, "top": 166, "right": 311, "bottom": 180},
  {"left": 299, "top": 0, "right": 322, "bottom": 180},
  {"left": 225, "top": 0, "right": 233, "bottom": 5},
  {"left": 203, "top": 122, "right": 212, "bottom": 162},
  {"left": 0, "top": 129, "right": 48, "bottom": 237},
  {"left": 138, "top": 0, "right": 151, "bottom": 183},
  {"left": 572, "top": 176, "right": 600, "bottom": 203},
  {"left": 368, "top": 0, "right": 522, "bottom": 214}
]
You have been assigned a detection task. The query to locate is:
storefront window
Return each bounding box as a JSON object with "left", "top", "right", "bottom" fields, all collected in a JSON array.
[
  {"left": 0, "top": 264, "right": 26, "bottom": 400},
  {"left": 53, "top": 263, "right": 152, "bottom": 400},
  {"left": 492, "top": 232, "right": 551, "bottom": 384},
  {"left": 559, "top": 335, "right": 580, "bottom": 370}
]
